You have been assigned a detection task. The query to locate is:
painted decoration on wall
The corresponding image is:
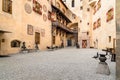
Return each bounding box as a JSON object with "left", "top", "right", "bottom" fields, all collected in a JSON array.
[
  {"left": 93, "top": 22, "right": 96, "bottom": 30},
  {"left": 106, "top": 8, "right": 114, "bottom": 22},
  {"left": 43, "top": 14, "right": 47, "bottom": 21},
  {"left": 48, "top": 11, "right": 51, "bottom": 20},
  {"left": 41, "top": 29, "right": 45, "bottom": 37},
  {"left": 97, "top": 18, "right": 101, "bottom": 27},
  {"left": 97, "top": 0, "right": 101, "bottom": 11},
  {"left": 27, "top": 24, "right": 33, "bottom": 35},
  {"left": 93, "top": 5, "right": 96, "bottom": 14},
  {"left": 24, "top": 3, "right": 32, "bottom": 14},
  {"left": 43, "top": 4, "right": 47, "bottom": 12},
  {"left": 93, "top": 18, "right": 101, "bottom": 30},
  {"left": 33, "top": 0, "right": 42, "bottom": 15}
]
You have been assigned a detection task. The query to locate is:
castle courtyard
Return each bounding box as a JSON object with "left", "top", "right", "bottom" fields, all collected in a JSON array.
[{"left": 0, "top": 48, "right": 115, "bottom": 80}]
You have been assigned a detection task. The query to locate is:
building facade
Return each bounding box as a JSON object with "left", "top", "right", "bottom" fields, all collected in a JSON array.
[
  {"left": 0, "top": 0, "right": 52, "bottom": 55},
  {"left": 63, "top": 0, "right": 91, "bottom": 48},
  {"left": 63, "top": 0, "right": 116, "bottom": 49},
  {"left": 0, "top": 0, "right": 78, "bottom": 55},
  {"left": 51, "top": 0, "right": 78, "bottom": 48},
  {"left": 89, "top": 0, "right": 116, "bottom": 49}
]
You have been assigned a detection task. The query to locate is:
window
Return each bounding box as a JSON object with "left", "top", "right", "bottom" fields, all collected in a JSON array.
[
  {"left": 80, "top": 20, "right": 82, "bottom": 23},
  {"left": 11, "top": 40, "right": 21, "bottom": 48},
  {"left": 87, "top": 22, "right": 89, "bottom": 25},
  {"left": 72, "top": 0, "right": 75, "bottom": 7},
  {"left": 63, "top": 0, "right": 66, "bottom": 2},
  {"left": 27, "top": 24, "right": 33, "bottom": 35},
  {"left": 80, "top": 6, "right": 83, "bottom": 10},
  {"left": 87, "top": 8, "right": 90, "bottom": 11},
  {"left": 97, "top": 0, "right": 101, "bottom": 11},
  {"left": 2, "top": 0, "right": 12, "bottom": 14},
  {"left": 87, "top": 31, "right": 89, "bottom": 35},
  {"left": 109, "top": 36, "right": 111, "bottom": 43},
  {"left": 72, "top": 14, "right": 76, "bottom": 19}
]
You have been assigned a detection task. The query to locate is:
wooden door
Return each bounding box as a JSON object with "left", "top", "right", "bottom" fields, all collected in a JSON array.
[
  {"left": 82, "top": 40, "right": 87, "bottom": 48},
  {"left": 35, "top": 32, "right": 40, "bottom": 44}
]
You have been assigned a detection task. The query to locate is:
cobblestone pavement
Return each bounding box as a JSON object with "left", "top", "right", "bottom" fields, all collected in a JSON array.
[{"left": 0, "top": 48, "right": 115, "bottom": 80}]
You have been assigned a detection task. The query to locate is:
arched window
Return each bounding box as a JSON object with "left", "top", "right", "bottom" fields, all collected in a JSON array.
[
  {"left": 72, "top": 0, "right": 75, "bottom": 7},
  {"left": 11, "top": 40, "right": 21, "bottom": 48}
]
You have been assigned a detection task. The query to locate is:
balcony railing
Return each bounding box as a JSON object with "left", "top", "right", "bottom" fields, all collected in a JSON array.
[
  {"left": 52, "top": 21, "right": 78, "bottom": 34},
  {"left": 52, "top": 5, "right": 71, "bottom": 23}
]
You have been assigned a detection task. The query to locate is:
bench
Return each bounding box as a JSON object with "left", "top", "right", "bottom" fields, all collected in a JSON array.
[
  {"left": 20, "top": 49, "right": 37, "bottom": 53},
  {"left": 46, "top": 46, "right": 59, "bottom": 51}
]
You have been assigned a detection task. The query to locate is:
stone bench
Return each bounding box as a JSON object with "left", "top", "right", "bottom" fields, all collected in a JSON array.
[
  {"left": 20, "top": 49, "right": 37, "bottom": 53},
  {"left": 46, "top": 46, "right": 59, "bottom": 51}
]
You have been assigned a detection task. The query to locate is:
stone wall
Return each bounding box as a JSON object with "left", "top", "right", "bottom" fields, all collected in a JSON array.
[{"left": 116, "top": 0, "right": 120, "bottom": 80}]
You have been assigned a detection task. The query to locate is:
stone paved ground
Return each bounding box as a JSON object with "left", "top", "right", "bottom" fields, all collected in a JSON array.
[{"left": 0, "top": 48, "right": 115, "bottom": 80}]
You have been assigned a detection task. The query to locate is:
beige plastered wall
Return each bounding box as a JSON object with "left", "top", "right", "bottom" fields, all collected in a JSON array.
[
  {"left": 92, "top": 0, "right": 116, "bottom": 49},
  {"left": 0, "top": 0, "right": 52, "bottom": 55}
]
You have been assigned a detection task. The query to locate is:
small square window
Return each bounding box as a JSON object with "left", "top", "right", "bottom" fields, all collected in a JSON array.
[
  {"left": 2, "top": 0, "right": 12, "bottom": 14},
  {"left": 109, "top": 36, "right": 111, "bottom": 43},
  {"left": 87, "top": 8, "right": 90, "bottom": 11},
  {"left": 80, "top": 6, "right": 83, "bottom": 10},
  {"left": 80, "top": 20, "right": 82, "bottom": 23},
  {"left": 87, "top": 22, "right": 89, "bottom": 25}
]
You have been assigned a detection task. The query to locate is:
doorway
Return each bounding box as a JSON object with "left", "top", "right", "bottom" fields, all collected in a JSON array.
[
  {"left": 52, "top": 36, "right": 55, "bottom": 45},
  {"left": 35, "top": 32, "right": 40, "bottom": 44},
  {"left": 82, "top": 40, "right": 87, "bottom": 48},
  {"left": 67, "top": 39, "right": 72, "bottom": 46},
  {"left": 0, "top": 39, "right": 1, "bottom": 55}
]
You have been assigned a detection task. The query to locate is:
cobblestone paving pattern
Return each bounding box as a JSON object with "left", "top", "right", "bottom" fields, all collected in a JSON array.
[{"left": 0, "top": 48, "right": 115, "bottom": 80}]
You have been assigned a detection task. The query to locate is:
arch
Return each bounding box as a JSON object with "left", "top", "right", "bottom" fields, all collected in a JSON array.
[{"left": 11, "top": 40, "right": 21, "bottom": 47}]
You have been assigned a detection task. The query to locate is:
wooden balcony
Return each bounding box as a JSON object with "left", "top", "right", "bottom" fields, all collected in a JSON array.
[
  {"left": 52, "top": 5, "right": 71, "bottom": 23},
  {"left": 52, "top": 21, "right": 77, "bottom": 34}
]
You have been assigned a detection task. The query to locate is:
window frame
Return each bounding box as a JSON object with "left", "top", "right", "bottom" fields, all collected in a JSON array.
[
  {"left": 72, "top": 0, "right": 75, "bottom": 7},
  {"left": 2, "top": 0, "right": 12, "bottom": 14}
]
